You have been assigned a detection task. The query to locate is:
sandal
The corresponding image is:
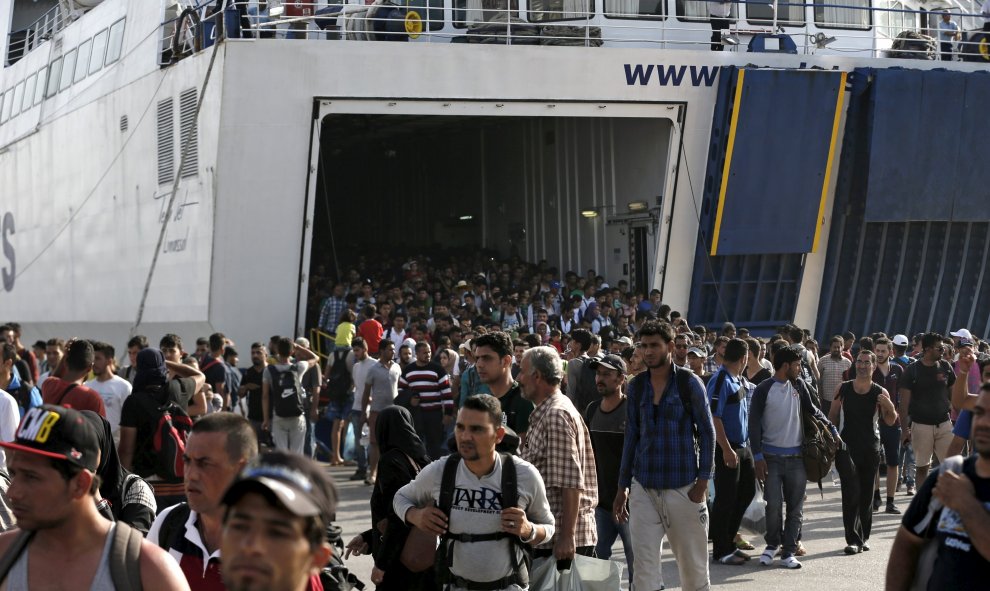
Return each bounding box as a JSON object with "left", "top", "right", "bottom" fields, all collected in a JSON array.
[
  {"left": 717, "top": 553, "right": 746, "bottom": 566},
  {"left": 735, "top": 537, "right": 756, "bottom": 551}
]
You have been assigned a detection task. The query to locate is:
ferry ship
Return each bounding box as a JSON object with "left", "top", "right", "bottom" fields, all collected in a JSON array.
[{"left": 0, "top": 0, "right": 988, "bottom": 350}]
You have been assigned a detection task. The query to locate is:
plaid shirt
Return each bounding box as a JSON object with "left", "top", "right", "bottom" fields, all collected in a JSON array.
[
  {"left": 520, "top": 393, "right": 598, "bottom": 549},
  {"left": 704, "top": 355, "right": 721, "bottom": 377},
  {"left": 619, "top": 367, "right": 716, "bottom": 491},
  {"left": 318, "top": 296, "right": 347, "bottom": 333}
]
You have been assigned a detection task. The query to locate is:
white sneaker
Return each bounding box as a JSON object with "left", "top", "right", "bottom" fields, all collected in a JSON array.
[
  {"left": 760, "top": 547, "right": 776, "bottom": 566},
  {"left": 780, "top": 554, "right": 802, "bottom": 569}
]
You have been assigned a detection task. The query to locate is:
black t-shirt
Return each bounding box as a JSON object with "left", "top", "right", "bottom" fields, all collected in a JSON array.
[
  {"left": 242, "top": 365, "right": 265, "bottom": 421},
  {"left": 119, "top": 377, "right": 194, "bottom": 479},
  {"left": 586, "top": 397, "right": 627, "bottom": 509},
  {"left": 902, "top": 360, "right": 955, "bottom": 425},
  {"left": 200, "top": 354, "right": 227, "bottom": 393},
  {"left": 494, "top": 383, "right": 534, "bottom": 435},
  {"left": 901, "top": 455, "right": 990, "bottom": 590},
  {"left": 746, "top": 367, "right": 772, "bottom": 386}
]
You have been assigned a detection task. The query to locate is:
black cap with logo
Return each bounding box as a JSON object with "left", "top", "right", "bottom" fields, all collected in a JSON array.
[{"left": 0, "top": 405, "right": 100, "bottom": 472}]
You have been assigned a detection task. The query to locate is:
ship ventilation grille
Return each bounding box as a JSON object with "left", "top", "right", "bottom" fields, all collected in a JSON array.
[
  {"left": 156, "top": 98, "right": 174, "bottom": 185},
  {"left": 120, "top": 115, "right": 128, "bottom": 132},
  {"left": 179, "top": 88, "right": 198, "bottom": 178}
]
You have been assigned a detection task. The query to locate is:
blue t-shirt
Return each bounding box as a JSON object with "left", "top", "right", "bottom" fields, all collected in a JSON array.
[
  {"left": 953, "top": 409, "right": 972, "bottom": 439},
  {"left": 707, "top": 367, "right": 749, "bottom": 446}
]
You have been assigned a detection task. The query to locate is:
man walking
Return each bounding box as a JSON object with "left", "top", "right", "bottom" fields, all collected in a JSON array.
[
  {"left": 363, "top": 339, "right": 400, "bottom": 484},
  {"left": 85, "top": 341, "right": 132, "bottom": 443},
  {"left": 473, "top": 332, "right": 534, "bottom": 439},
  {"left": 398, "top": 341, "right": 454, "bottom": 459},
  {"left": 519, "top": 346, "right": 598, "bottom": 568},
  {"left": 709, "top": 338, "right": 756, "bottom": 565},
  {"left": 585, "top": 353, "right": 636, "bottom": 581},
  {"left": 899, "top": 332, "right": 955, "bottom": 487},
  {"left": 749, "top": 346, "right": 839, "bottom": 569},
  {"left": 615, "top": 321, "right": 715, "bottom": 591},
  {"left": 262, "top": 337, "right": 318, "bottom": 455}
]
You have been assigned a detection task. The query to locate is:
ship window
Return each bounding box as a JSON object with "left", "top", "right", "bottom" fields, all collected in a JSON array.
[
  {"left": 0, "top": 91, "right": 11, "bottom": 124},
  {"left": 46, "top": 58, "right": 61, "bottom": 99},
  {"left": 60, "top": 49, "right": 77, "bottom": 92},
  {"left": 106, "top": 18, "right": 126, "bottom": 66},
  {"left": 453, "top": 0, "right": 519, "bottom": 28},
  {"left": 604, "top": 0, "right": 665, "bottom": 19},
  {"left": 90, "top": 29, "right": 109, "bottom": 74},
  {"left": 815, "top": 0, "right": 870, "bottom": 29},
  {"left": 748, "top": 1, "right": 803, "bottom": 25},
  {"left": 34, "top": 68, "right": 47, "bottom": 105},
  {"left": 10, "top": 81, "right": 24, "bottom": 118},
  {"left": 675, "top": 0, "right": 737, "bottom": 22},
  {"left": 877, "top": 0, "right": 914, "bottom": 37},
  {"left": 528, "top": 0, "right": 592, "bottom": 21},
  {"left": 22, "top": 75, "right": 35, "bottom": 112},
  {"left": 75, "top": 39, "right": 93, "bottom": 83}
]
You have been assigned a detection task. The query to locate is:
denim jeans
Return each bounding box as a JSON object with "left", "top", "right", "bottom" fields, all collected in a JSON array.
[
  {"left": 899, "top": 441, "right": 916, "bottom": 487},
  {"left": 349, "top": 409, "right": 368, "bottom": 473},
  {"left": 763, "top": 454, "right": 805, "bottom": 556},
  {"left": 594, "top": 506, "right": 635, "bottom": 579}
]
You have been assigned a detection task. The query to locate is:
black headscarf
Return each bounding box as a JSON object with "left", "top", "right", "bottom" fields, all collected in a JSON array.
[
  {"left": 375, "top": 405, "right": 431, "bottom": 468},
  {"left": 80, "top": 410, "right": 129, "bottom": 518},
  {"left": 132, "top": 348, "right": 168, "bottom": 393}
]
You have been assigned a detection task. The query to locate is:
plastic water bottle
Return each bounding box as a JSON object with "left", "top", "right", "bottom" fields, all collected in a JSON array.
[{"left": 360, "top": 424, "right": 370, "bottom": 447}]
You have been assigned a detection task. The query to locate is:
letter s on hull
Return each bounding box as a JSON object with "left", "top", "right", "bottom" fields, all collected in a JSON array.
[{"left": 2, "top": 212, "right": 15, "bottom": 292}]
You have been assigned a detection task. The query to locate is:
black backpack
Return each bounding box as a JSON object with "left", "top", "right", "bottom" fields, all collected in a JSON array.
[
  {"left": 435, "top": 453, "right": 530, "bottom": 590},
  {"left": 324, "top": 350, "right": 352, "bottom": 406},
  {"left": 800, "top": 380, "right": 838, "bottom": 496},
  {"left": 147, "top": 396, "right": 193, "bottom": 482},
  {"left": 268, "top": 365, "right": 304, "bottom": 418}
]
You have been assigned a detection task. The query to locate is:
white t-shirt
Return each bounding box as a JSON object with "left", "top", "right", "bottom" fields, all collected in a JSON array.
[
  {"left": 0, "top": 389, "right": 20, "bottom": 469},
  {"left": 351, "top": 357, "right": 377, "bottom": 412},
  {"left": 84, "top": 375, "right": 132, "bottom": 444}
]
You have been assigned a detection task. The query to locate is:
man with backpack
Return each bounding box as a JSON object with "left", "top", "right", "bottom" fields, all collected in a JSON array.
[
  {"left": 39, "top": 339, "right": 107, "bottom": 417},
  {"left": 614, "top": 320, "right": 715, "bottom": 591},
  {"left": 119, "top": 348, "right": 205, "bottom": 510},
  {"left": 262, "top": 337, "right": 319, "bottom": 455},
  {"left": 148, "top": 413, "right": 258, "bottom": 590},
  {"left": 199, "top": 333, "right": 230, "bottom": 410},
  {"left": 749, "top": 346, "right": 839, "bottom": 569},
  {"left": 0, "top": 405, "right": 189, "bottom": 590},
  {"left": 394, "top": 394, "right": 555, "bottom": 590}
]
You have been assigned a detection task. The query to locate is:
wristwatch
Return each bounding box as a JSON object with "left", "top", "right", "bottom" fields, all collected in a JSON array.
[{"left": 520, "top": 524, "right": 538, "bottom": 544}]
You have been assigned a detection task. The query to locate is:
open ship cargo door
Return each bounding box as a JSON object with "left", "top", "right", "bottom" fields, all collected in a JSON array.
[
  {"left": 817, "top": 68, "right": 990, "bottom": 339},
  {"left": 688, "top": 66, "right": 847, "bottom": 331}
]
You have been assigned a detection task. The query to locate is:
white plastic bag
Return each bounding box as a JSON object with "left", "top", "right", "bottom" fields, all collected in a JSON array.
[
  {"left": 529, "top": 554, "right": 623, "bottom": 591},
  {"left": 741, "top": 479, "right": 767, "bottom": 536}
]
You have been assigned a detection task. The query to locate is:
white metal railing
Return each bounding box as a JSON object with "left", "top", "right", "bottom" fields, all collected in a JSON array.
[{"left": 6, "top": 4, "right": 70, "bottom": 66}]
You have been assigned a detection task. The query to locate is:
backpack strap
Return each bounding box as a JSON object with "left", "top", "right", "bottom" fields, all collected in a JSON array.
[
  {"left": 156, "top": 503, "right": 192, "bottom": 551},
  {"left": 0, "top": 530, "right": 34, "bottom": 585},
  {"left": 438, "top": 454, "right": 462, "bottom": 517},
  {"left": 53, "top": 383, "right": 79, "bottom": 407},
  {"left": 674, "top": 366, "right": 700, "bottom": 441},
  {"left": 109, "top": 523, "right": 144, "bottom": 591},
  {"left": 499, "top": 453, "right": 517, "bottom": 509},
  {"left": 913, "top": 455, "right": 965, "bottom": 537}
]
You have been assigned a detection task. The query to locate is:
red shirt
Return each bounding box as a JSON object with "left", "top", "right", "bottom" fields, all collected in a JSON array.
[
  {"left": 358, "top": 319, "right": 384, "bottom": 354},
  {"left": 41, "top": 378, "right": 107, "bottom": 416}
]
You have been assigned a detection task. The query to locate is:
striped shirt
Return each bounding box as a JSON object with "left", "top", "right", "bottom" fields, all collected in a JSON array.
[{"left": 399, "top": 362, "right": 453, "bottom": 413}]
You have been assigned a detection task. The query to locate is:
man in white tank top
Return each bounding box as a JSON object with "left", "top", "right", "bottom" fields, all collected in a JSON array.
[{"left": 0, "top": 405, "right": 188, "bottom": 591}]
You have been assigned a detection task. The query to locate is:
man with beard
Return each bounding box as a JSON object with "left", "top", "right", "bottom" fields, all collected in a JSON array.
[
  {"left": 473, "top": 332, "right": 534, "bottom": 440},
  {"left": 394, "top": 394, "right": 555, "bottom": 591},
  {"left": 887, "top": 378, "right": 990, "bottom": 590},
  {"left": 237, "top": 343, "right": 269, "bottom": 445},
  {"left": 672, "top": 333, "right": 690, "bottom": 368},
  {"left": 874, "top": 337, "right": 905, "bottom": 513},
  {"left": 615, "top": 321, "right": 715, "bottom": 591}
]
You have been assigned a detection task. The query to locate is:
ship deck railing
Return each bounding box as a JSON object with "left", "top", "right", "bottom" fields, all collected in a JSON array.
[{"left": 157, "top": 0, "right": 989, "bottom": 61}]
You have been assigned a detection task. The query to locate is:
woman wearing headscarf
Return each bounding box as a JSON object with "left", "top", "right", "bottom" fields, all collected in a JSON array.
[
  {"left": 345, "top": 405, "right": 434, "bottom": 589},
  {"left": 80, "top": 410, "right": 157, "bottom": 534}
]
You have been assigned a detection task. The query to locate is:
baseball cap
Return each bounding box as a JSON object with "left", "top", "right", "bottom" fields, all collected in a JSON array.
[
  {"left": 0, "top": 405, "right": 100, "bottom": 472},
  {"left": 892, "top": 334, "right": 909, "bottom": 347},
  {"left": 687, "top": 347, "right": 706, "bottom": 358},
  {"left": 550, "top": 281, "right": 562, "bottom": 289},
  {"left": 616, "top": 336, "right": 634, "bottom": 347},
  {"left": 223, "top": 451, "right": 337, "bottom": 526},
  {"left": 950, "top": 328, "right": 973, "bottom": 340},
  {"left": 958, "top": 337, "right": 975, "bottom": 348},
  {"left": 589, "top": 353, "right": 627, "bottom": 374},
  {"left": 455, "top": 280, "right": 469, "bottom": 289}
]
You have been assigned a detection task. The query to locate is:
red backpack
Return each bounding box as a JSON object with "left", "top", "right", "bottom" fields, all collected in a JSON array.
[{"left": 150, "top": 400, "right": 193, "bottom": 482}]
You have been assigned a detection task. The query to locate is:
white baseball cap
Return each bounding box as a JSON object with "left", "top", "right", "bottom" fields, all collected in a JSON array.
[
  {"left": 950, "top": 328, "right": 973, "bottom": 340},
  {"left": 892, "top": 334, "right": 909, "bottom": 347}
]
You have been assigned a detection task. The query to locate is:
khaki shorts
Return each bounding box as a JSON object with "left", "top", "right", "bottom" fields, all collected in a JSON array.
[{"left": 911, "top": 420, "right": 953, "bottom": 468}]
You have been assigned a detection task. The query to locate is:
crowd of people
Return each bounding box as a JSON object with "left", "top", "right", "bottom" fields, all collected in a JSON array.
[{"left": 0, "top": 252, "right": 987, "bottom": 590}]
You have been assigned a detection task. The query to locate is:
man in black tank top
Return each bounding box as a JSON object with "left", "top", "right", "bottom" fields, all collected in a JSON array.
[{"left": 828, "top": 351, "right": 900, "bottom": 554}]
